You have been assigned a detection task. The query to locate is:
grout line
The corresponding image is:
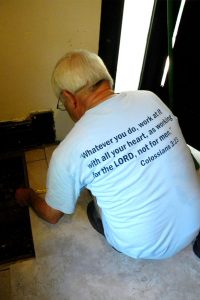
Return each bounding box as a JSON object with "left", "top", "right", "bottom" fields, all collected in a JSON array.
[
  {"left": 0, "top": 268, "right": 10, "bottom": 272},
  {"left": 44, "top": 148, "right": 48, "bottom": 166},
  {"left": 35, "top": 189, "right": 47, "bottom": 194},
  {"left": 26, "top": 158, "right": 46, "bottom": 163}
]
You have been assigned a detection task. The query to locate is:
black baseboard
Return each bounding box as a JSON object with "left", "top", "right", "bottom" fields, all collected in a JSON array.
[{"left": 0, "top": 111, "right": 56, "bottom": 153}]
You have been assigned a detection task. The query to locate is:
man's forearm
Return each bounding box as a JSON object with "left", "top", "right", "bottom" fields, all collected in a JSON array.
[
  {"left": 15, "top": 188, "right": 63, "bottom": 224},
  {"left": 29, "top": 190, "right": 63, "bottom": 224}
]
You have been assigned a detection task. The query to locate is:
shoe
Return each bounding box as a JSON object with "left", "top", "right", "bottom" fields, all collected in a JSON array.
[
  {"left": 87, "top": 201, "right": 121, "bottom": 253},
  {"left": 87, "top": 201, "right": 104, "bottom": 236},
  {"left": 193, "top": 232, "right": 200, "bottom": 258}
]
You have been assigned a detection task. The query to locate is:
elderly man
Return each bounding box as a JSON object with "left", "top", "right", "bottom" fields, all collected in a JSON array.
[{"left": 16, "top": 49, "right": 200, "bottom": 260}]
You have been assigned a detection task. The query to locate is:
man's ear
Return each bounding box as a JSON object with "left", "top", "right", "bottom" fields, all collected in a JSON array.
[{"left": 63, "top": 90, "right": 77, "bottom": 108}]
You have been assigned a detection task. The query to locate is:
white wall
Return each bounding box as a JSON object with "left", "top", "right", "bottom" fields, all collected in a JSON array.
[{"left": 0, "top": 0, "right": 101, "bottom": 140}]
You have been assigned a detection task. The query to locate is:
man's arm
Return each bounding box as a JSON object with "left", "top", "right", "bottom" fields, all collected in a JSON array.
[{"left": 15, "top": 188, "right": 64, "bottom": 224}]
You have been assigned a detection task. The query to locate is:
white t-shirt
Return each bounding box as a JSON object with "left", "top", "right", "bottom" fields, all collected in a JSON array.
[{"left": 46, "top": 91, "right": 200, "bottom": 259}]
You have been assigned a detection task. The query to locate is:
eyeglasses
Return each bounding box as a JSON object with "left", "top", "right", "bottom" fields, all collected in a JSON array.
[{"left": 56, "top": 94, "right": 66, "bottom": 111}]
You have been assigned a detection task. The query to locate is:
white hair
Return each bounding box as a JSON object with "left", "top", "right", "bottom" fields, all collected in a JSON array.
[{"left": 51, "top": 49, "right": 113, "bottom": 98}]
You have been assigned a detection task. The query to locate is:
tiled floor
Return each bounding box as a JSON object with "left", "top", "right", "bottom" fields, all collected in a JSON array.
[
  {"left": 25, "top": 145, "right": 56, "bottom": 191},
  {"left": 0, "top": 268, "right": 11, "bottom": 300},
  {"left": 1, "top": 145, "right": 200, "bottom": 300}
]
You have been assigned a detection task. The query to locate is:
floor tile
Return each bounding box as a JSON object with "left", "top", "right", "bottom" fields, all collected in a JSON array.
[
  {"left": 26, "top": 160, "right": 48, "bottom": 191},
  {"left": 45, "top": 144, "right": 58, "bottom": 165},
  {"left": 0, "top": 268, "right": 11, "bottom": 300},
  {"left": 25, "top": 148, "right": 45, "bottom": 163}
]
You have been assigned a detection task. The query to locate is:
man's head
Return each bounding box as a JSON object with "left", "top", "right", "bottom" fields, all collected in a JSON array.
[{"left": 51, "top": 49, "right": 113, "bottom": 100}]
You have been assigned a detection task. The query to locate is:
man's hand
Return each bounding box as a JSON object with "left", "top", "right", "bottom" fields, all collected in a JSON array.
[
  {"left": 15, "top": 188, "right": 35, "bottom": 207},
  {"left": 15, "top": 187, "right": 64, "bottom": 224}
]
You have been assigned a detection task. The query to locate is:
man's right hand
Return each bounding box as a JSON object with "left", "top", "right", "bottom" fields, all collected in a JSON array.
[
  {"left": 15, "top": 187, "right": 64, "bottom": 224},
  {"left": 15, "top": 188, "right": 35, "bottom": 207}
]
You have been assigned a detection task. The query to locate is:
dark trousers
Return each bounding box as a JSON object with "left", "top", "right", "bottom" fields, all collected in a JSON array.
[
  {"left": 193, "top": 231, "right": 200, "bottom": 258},
  {"left": 87, "top": 201, "right": 105, "bottom": 236},
  {"left": 87, "top": 200, "right": 121, "bottom": 253}
]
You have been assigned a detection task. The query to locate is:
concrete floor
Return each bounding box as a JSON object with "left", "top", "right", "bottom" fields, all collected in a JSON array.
[{"left": 1, "top": 145, "right": 200, "bottom": 300}]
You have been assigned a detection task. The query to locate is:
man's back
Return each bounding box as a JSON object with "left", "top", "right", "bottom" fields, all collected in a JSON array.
[{"left": 47, "top": 90, "right": 200, "bottom": 259}]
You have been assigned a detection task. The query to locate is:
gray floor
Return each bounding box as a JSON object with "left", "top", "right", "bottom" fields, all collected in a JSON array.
[
  {"left": 10, "top": 194, "right": 200, "bottom": 300},
  {"left": 1, "top": 145, "right": 200, "bottom": 300}
]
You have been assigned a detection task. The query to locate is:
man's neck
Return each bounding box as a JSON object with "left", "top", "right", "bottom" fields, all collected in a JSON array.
[{"left": 81, "top": 81, "right": 115, "bottom": 111}]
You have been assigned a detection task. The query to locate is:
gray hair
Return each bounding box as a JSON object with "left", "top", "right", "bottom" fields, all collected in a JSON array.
[{"left": 51, "top": 49, "right": 113, "bottom": 98}]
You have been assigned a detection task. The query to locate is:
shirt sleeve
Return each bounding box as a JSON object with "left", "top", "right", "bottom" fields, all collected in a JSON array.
[{"left": 45, "top": 150, "right": 81, "bottom": 214}]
